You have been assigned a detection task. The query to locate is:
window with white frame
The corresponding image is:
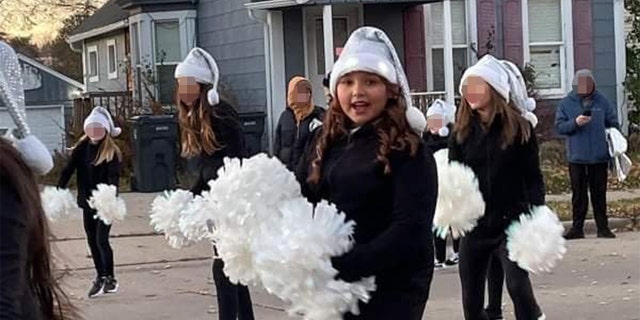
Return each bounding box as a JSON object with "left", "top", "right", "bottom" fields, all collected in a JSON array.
[
  {"left": 154, "top": 21, "right": 181, "bottom": 105},
  {"left": 107, "top": 39, "right": 118, "bottom": 79},
  {"left": 524, "top": 0, "right": 571, "bottom": 96},
  {"left": 425, "top": 0, "right": 471, "bottom": 92},
  {"left": 88, "top": 45, "right": 99, "bottom": 83}
]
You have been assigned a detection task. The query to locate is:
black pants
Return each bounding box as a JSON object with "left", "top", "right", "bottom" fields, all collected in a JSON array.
[
  {"left": 83, "top": 208, "right": 114, "bottom": 278},
  {"left": 569, "top": 163, "right": 609, "bottom": 231},
  {"left": 435, "top": 235, "right": 460, "bottom": 262},
  {"left": 212, "top": 258, "right": 254, "bottom": 320},
  {"left": 486, "top": 252, "right": 504, "bottom": 317},
  {"left": 459, "top": 229, "right": 540, "bottom": 320}
]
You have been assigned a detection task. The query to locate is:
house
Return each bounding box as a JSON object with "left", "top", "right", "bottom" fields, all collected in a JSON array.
[
  {"left": 0, "top": 54, "right": 84, "bottom": 152},
  {"left": 68, "top": 0, "right": 629, "bottom": 152}
]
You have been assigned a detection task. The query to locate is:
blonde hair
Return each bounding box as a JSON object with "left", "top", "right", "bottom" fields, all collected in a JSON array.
[
  {"left": 71, "top": 134, "right": 122, "bottom": 165},
  {"left": 176, "top": 83, "right": 222, "bottom": 158}
]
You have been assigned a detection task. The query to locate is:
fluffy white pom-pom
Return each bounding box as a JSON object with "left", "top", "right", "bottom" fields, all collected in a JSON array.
[
  {"left": 506, "top": 206, "right": 567, "bottom": 274},
  {"left": 178, "top": 195, "right": 214, "bottom": 244},
  {"left": 87, "top": 184, "right": 127, "bottom": 225},
  {"left": 432, "top": 149, "right": 486, "bottom": 239},
  {"left": 150, "top": 189, "right": 194, "bottom": 248},
  {"left": 40, "top": 186, "right": 78, "bottom": 221}
]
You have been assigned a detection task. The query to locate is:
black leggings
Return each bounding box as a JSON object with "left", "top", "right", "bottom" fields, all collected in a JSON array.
[
  {"left": 83, "top": 208, "right": 114, "bottom": 278},
  {"left": 459, "top": 228, "right": 541, "bottom": 320},
  {"left": 569, "top": 162, "right": 609, "bottom": 231},
  {"left": 212, "top": 258, "right": 254, "bottom": 320},
  {"left": 434, "top": 235, "right": 460, "bottom": 262}
]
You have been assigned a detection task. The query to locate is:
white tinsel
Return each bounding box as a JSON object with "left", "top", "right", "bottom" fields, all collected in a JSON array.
[
  {"left": 432, "top": 149, "right": 486, "bottom": 239},
  {"left": 87, "top": 184, "right": 127, "bottom": 225},
  {"left": 506, "top": 205, "right": 567, "bottom": 274},
  {"left": 40, "top": 186, "right": 78, "bottom": 222},
  {"left": 174, "top": 153, "right": 377, "bottom": 319},
  {"left": 150, "top": 189, "right": 195, "bottom": 248}
]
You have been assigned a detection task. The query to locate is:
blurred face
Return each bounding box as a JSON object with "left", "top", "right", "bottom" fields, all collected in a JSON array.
[
  {"left": 85, "top": 122, "right": 106, "bottom": 142},
  {"left": 462, "top": 76, "right": 492, "bottom": 112},
  {"left": 576, "top": 76, "right": 594, "bottom": 96},
  {"left": 177, "top": 77, "right": 201, "bottom": 106},
  {"left": 427, "top": 114, "right": 445, "bottom": 134},
  {"left": 295, "top": 84, "right": 311, "bottom": 104},
  {"left": 336, "top": 72, "right": 390, "bottom": 126}
]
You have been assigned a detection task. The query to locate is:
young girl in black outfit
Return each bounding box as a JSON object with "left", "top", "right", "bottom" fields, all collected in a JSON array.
[
  {"left": 58, "top": 106, "right": 122, "bottom": 299},
  {"left": 450, "top": 55, "right": 546, "bottom": 320},
  {"left": 423, "top": 99, "right": 460, "bottom": 268},
  {"left": 297, "top": 27, "right": 435, "bottom": 320},
  {"left": 173, "top": 47, "right": 254, "bottom": 320}
]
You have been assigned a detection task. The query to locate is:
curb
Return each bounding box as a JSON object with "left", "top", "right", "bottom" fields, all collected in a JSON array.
[{"left": 561, "top": 218, "right": 636, "bottom": 235}]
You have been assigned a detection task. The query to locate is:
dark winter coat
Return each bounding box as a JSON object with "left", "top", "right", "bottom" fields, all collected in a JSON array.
[
  {"left": 448, "top": 115, "right": 545, "bottom": 232},
  {"left": 422, "top": 124, "right": 454, "bottom": 153},
  {"left": 57, "top": 139, "right": 121, "bottom": 210},
  {"left": 296, "top": 124, "right": 437, "bottom": 319},
  {"left": 555, "top": 90, "right": 619, "bottom": 164},
  {"left": 274, "top": 106, "right": 325, "bottom": 171},
  {"left": 189, "top": 100, "right": 245, "bottom": 195},
  {"left": 0, "top": 181, "right": 44, "bottom": 320}
]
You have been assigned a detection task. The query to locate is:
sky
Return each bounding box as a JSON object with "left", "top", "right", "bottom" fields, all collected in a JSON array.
[{"left": 0, "top": 0, "right": 106, "bottom": 46}]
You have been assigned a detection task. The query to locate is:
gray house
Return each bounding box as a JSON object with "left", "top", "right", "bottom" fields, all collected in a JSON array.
[
  {"left": 0, "top": 54, "right": 84, "bottom": 152},
  {"left": 68, "top": 0, "right": 629, "bottom": 153}
]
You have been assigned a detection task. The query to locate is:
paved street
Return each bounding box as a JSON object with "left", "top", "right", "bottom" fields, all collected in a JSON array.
[{"left": 53, "top": 193, "right": 640, "bottom": 319}]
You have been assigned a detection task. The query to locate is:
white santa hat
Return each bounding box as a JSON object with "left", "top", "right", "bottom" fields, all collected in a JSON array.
[
  {"left": 427, "top": 99, "right": 456, "bottom": 137},
  {"left": 459, "top": 55, "right": 538, "bottom": 127},
  {"left": 174, "top": 47, "right": 220, "bottom": 106},
  {"left": 84, "top": 106, "right": 122, "bottom": 137},
  {"left": 329, "top": 26, "right": 427, "bottom": 133},
  {"left": 0, "top": 41, "right": 53, "bottom": 175}
]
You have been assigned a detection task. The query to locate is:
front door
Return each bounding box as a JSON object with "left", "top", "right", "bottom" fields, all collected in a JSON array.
[{"left": 305, "top": 5, "right": 361, "bottom": 107}]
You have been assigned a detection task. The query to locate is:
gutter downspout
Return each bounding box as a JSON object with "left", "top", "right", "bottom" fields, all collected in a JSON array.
[{"left": 248, "top": 8, "right": 275, "bottom": 155}]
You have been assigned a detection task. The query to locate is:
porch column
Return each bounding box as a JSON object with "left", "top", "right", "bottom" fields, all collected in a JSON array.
[
  {"left": 323, "top": 5, "right": 335, "bottom": 73},
  {"left": 443, "top": 0, "right": 455, "bottom": 104}
]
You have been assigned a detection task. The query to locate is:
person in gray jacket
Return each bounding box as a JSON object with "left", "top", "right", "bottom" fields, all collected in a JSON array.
[{"left": 555, "top": 69, "right": 619, "bottom": 239}]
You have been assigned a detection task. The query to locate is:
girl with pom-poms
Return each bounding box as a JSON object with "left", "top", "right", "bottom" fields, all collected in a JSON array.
[
  {"left": 449, "top": 54, "right": 546, "bottom": 320},
  {"left": 173, "top": 47, "right": 254, "bottom": 320},
  {"left": 296, "top": 26, "right": 437, "bottom": 320},
  {"left": 57, "top": 106, "right": 122, "bottom": 298}
]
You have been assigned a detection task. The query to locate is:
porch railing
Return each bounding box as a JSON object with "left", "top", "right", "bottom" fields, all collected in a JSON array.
[{"left": 410, "top": 91, "right": 447, "bottom": 114}]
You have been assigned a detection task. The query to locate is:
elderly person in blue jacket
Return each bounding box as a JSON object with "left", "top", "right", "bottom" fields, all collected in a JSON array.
[{"left": 555, "top": 69, "right": 619, "bottom": 240}]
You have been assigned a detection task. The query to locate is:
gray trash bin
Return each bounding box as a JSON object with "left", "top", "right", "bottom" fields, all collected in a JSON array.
[{"left": 130, "top": 114, "right": 178, "bottom": 192}]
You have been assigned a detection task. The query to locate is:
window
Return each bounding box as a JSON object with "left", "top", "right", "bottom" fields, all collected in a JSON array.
[
  {"left": 107, "top": 39, "right": 118, "bottom": 79},
  {"left": 425, "top": 0, "right": 470, "bottom": 92},
  {"left": 524, "top": 0, "right": 572, "bottom": 96},
  {"left": 88, "top": 45, "right": 99, "bottom": 83},
  {"left": 314, "top": 17, "right": 349, "bottom": 75},
  {"left": 154, "top": 21, "right": 182, "bottom": 104}
]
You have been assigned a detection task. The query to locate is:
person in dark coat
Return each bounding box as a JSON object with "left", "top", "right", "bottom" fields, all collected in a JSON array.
[
  {"left": 297, "top": 27, "right": 434, "bottom": 320},
  {"left": 450, "top": 55, "right": 546, "bottom": 320},
  {"left": 58, "top": 106, "right": 122, "bottom": 299},
  {"left": 555, "top": 69, "right": 620, "bottom": 239},
  {"left": 423, "top": 99, "right": 459, "bottom": 268},
  {"left": 174, "top": 47, "right": 254, "bottom": 320},
  {"left": 274, "top": 76, "right": 325, "bottom": 171}
]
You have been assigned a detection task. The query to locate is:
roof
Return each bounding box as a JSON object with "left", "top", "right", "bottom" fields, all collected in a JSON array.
[
  {"left": 17, "top": 54, "right": 85, "bottom": 91},
  {"left": 246, "top": 0, "right": 435, "bottom": 10},
  {"left": 69, "top": 0, "right": 128, "bottom": 38}
]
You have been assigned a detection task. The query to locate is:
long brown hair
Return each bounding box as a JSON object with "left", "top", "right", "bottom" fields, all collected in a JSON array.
[
  {"left": 0, "top": 138, "right": 79, "bottom": 320},
  {"left": 70, "top": 134, "right": 122, "bottom": 165},
  {"left": 307, "top": 81, "right": 420, "bottom": 184},
  {"left": 455, "top": 86, "right": 531, "bottom": 149},
  {"left": 176, "top": 83, "right": 222, "bottom": 158}
]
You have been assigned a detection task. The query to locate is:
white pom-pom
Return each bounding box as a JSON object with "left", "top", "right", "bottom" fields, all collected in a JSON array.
[
  {"left": 150, "top": 189, "right": 194, "bottom": 248},
  {"left": 178, "top": 195, "right": 214, "bottom": 244},
  {"left": 523, "top": 111, "right": 538, "bottom": 128},
  {"left": 87, "top": 184, "right": 127, "bottom": 225},
  {"left": 40, "top": 186, "right": 78, "bottom": 221},
  {"left": 432, "top": 149, "right": 485, "bottom": 239},
  {"left": 506, "top": 206, "right": 567, "bottom": 274}
]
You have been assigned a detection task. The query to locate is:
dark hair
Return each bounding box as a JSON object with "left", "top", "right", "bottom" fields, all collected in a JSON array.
[{"left": 0, "top": 138, "right": 79, "bottom": 320}]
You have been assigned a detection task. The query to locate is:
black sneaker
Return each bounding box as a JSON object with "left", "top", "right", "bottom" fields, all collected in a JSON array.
[
  {"left": 563, "top": 229, "right": 585, "bottom": 240},
  {"left": 486, "top": 309, "right": 504, "bottom": 320},
  {"left": 104, "top": 276, "right": 119, "bottom": 293},
  {"left": 434, "top": 260, "right": 445, "bottom": 269},
  {"left": 445, "top": 253, "right": 459, "bottom": 266},
  {"left": 88, "top": 277, "right": 105, "bottom": 298},
  {"left": 597, "top": 229, "right": 616, "bottom": 238}
]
